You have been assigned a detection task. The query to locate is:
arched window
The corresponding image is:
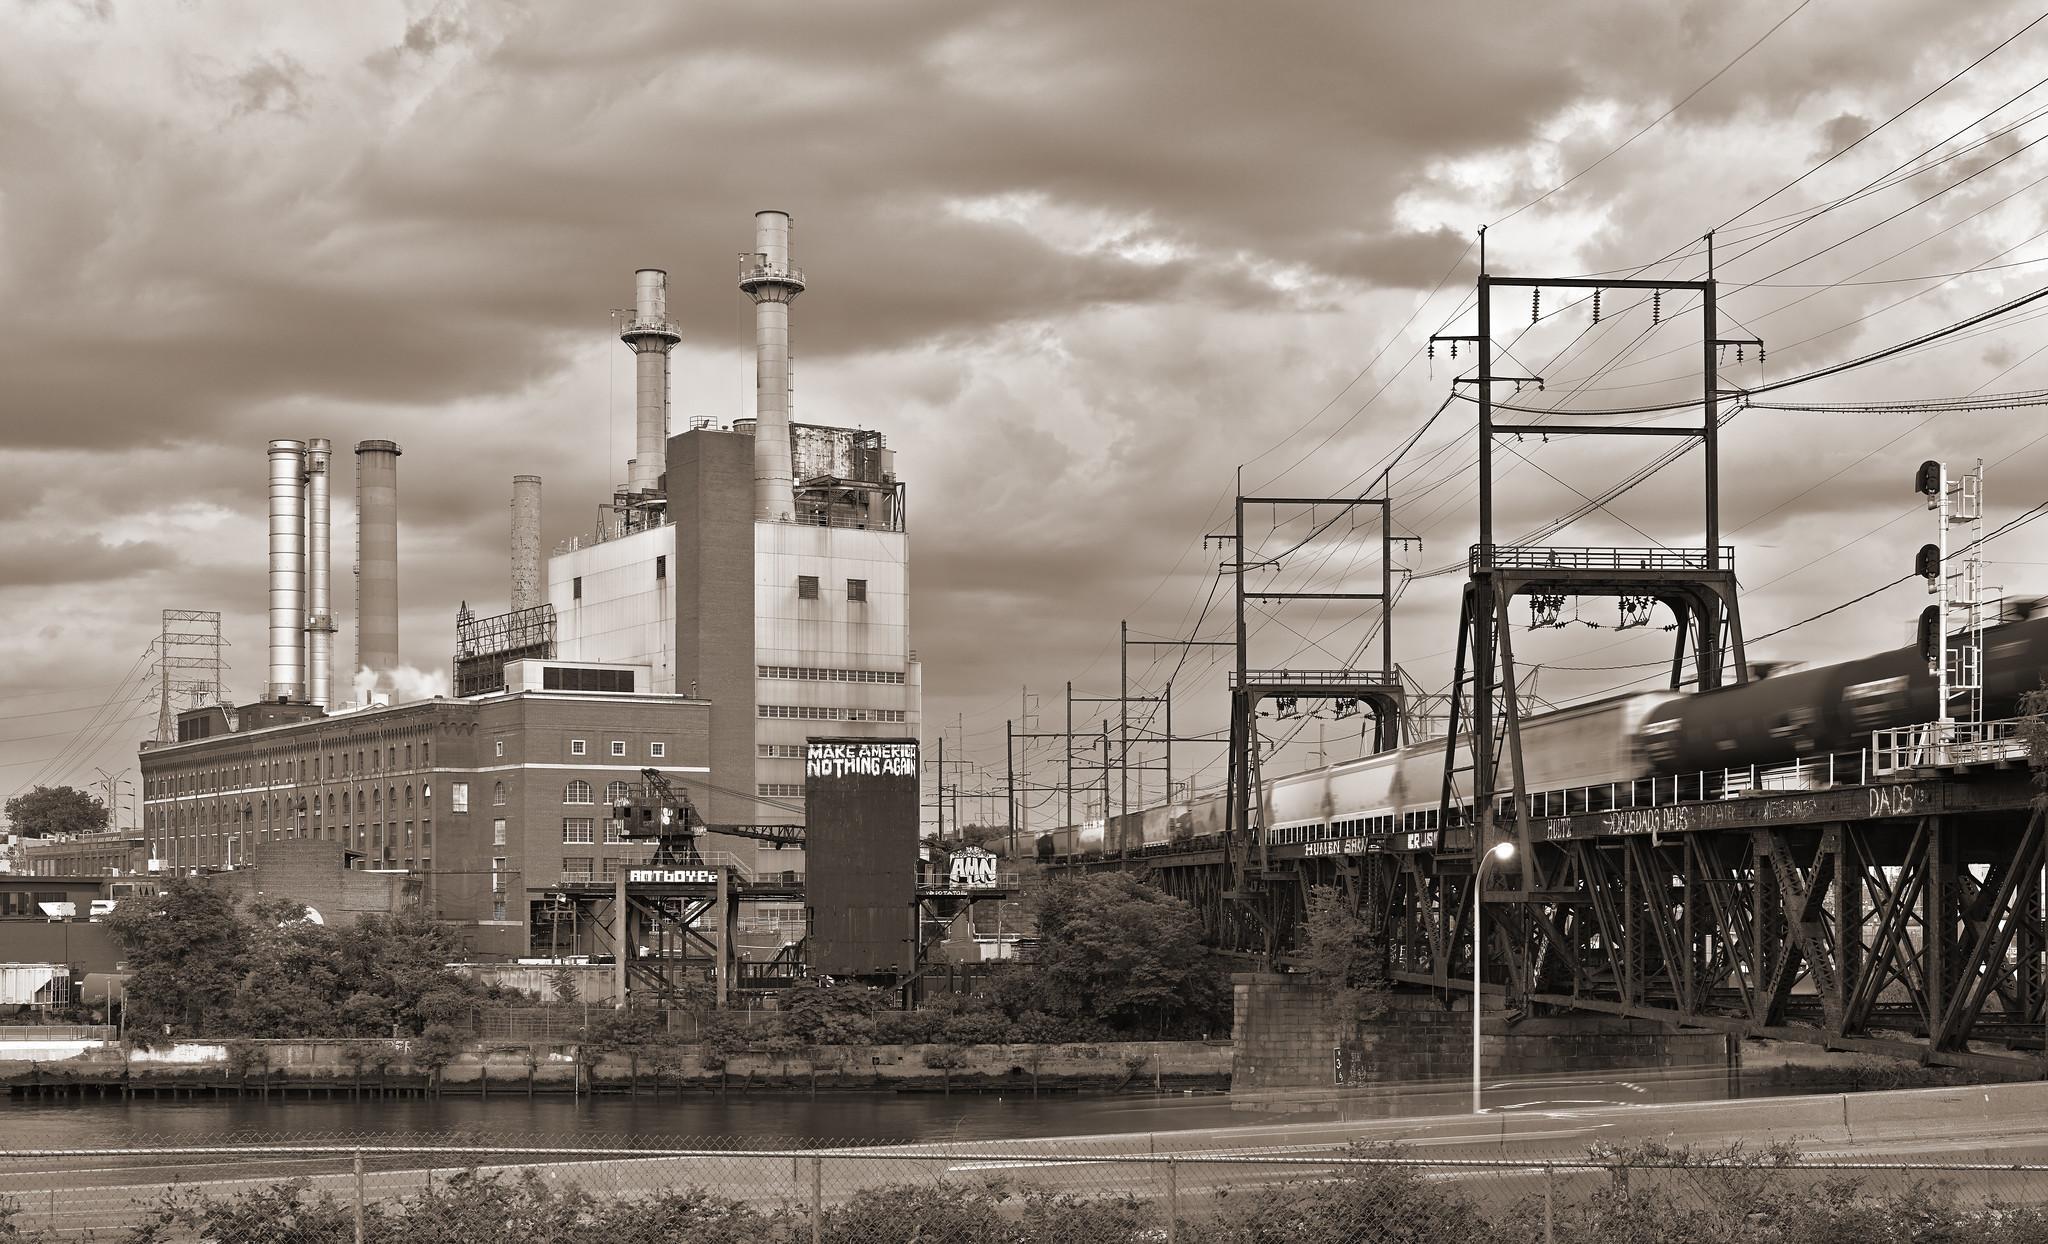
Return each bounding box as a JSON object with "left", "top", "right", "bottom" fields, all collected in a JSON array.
[
  {"left": 342, "top": 792, "right": 351, "bottom": 815},
  {"left": 564, "top": 780, "right": 593, "bottom": 805},
  {"left": 492, "top": 781, "right": 507, "bottom": 806},
  {"left": 404, "top": 785, "right": 414, "bottom": 809},
  {"left": 373, "top": 789, "right": 382, "bottom": 811},
  {"left": 605, "top": 780, "right": 630, "bottom": 804}
]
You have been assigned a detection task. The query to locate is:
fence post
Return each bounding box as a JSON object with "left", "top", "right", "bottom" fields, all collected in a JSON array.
[
  {"left": 353, "top": 1148, "right": 365, "bottom": 1244},
  {"left": 1543, "top": 1164, "right": 1554, "bottom": 1244},
  {"left": 810, "top": 1153, "right": 823, "bottom": 1244},
  {"left": 1167, "top": 1157, "right": 1179, "bottom": 1243}
]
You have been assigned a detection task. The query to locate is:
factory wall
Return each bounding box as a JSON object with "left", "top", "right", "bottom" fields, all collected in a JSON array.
[
  {"left": 670, "top": 428, "right": 760, "bottom": 826},
  {"left": 139, "top": 689, "right": 712, "bottom": 959},
  {"left": 548, "top": 525, "right": 676, "bottom": 693},
  {"left": 753, "top": 523, "right": 917, "bottom": 810}
]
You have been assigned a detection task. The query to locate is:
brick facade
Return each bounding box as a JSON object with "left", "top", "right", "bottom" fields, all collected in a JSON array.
[{"left": 139, "top": 689, "right": 711, "bottom": 956}]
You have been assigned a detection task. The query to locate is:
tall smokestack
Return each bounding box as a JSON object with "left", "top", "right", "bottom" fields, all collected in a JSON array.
[
  {"left": 266, "top": 439, "right": 307, "bottom": 702},
  {"left": 304, "top": 438, "right": 335, "bottom": 709},
  {"left": 510, "top": 474, "right": 543, "bottom": 612},
  {"left": 740, "top": 209, "right": 804, "bottom": 521},
  {"left": 354, "top": 440, "right": 402, "bottom": 697},
  {"left": 621, "top": 269, "right": 680, "bottom": 493}
]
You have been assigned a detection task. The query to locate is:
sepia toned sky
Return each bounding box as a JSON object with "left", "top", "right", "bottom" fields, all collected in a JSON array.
[{"left": 6, "top": 0, "right": 2048, "bottom": 825}]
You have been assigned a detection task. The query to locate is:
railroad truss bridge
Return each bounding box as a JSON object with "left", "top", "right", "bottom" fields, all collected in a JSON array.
[{"left": 1061, "top": 753, "right": 2048, "bottom": 1075}]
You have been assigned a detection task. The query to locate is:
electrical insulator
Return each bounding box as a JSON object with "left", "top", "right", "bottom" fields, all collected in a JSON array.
[
  {"left": 1592, "top": 289, "right": 1601, "bottom": 323},
  {"left": 1427, "top": 342, "right": 1434, "bottom": 359},
  {"left": 1916, "top": 543, "right": 1941, "bottom": 592},
  {"left": 1652, "top": 289, "right": 1661, "bottom": 324},
  {"left": 1532, "top": 289, "right": 1540, "bottom": 322}
]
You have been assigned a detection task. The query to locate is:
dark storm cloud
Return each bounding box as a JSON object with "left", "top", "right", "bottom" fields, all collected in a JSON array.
[{"left": 4, "top": 0, "right": 2045, "bottom": 793}]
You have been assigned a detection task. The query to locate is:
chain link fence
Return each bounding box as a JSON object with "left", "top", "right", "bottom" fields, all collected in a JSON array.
[{"left": 2, "top": 1133, "right": 2045, "bottom": 1241}]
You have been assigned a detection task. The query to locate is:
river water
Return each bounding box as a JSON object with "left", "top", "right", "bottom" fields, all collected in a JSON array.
[{"left": 5, "top": 1064, "right": 1785, "bottom": 1147}]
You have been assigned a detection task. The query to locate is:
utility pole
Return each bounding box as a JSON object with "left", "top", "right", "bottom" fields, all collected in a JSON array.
[
  {"left": 1065, "top": 680, "right": 1074, "bottom": 829},
  {"left": 1120, "top": 620, "right": 1129, "bottom": 827},
  {"left": 1005, "top": 719, "right": 1016, "bottom": 859},
  {"left": 935, "top": 733, "right": 944, "bottom": 843}
]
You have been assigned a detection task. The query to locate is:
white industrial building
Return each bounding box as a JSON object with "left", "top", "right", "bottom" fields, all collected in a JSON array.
[{"left": 543, "top": 211, "right": 923, "bottom": 852}]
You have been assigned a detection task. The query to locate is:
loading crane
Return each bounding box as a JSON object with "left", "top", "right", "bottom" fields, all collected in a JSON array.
[{"left": 613, "top": 767, "right": 806, "bottom": 866}]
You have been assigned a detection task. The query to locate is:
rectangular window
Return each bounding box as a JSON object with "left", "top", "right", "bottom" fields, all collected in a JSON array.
[
  {"left": 570, "top": 739, "right": 587, "bottom": 756},
  {"left": 562, "top": 818, "right": 594, "bottom": 845},
  {"left": 562, "top": 857, "right": 594, "bottom": 883},
  {"left": 604, "top": 820, "right": 627, "bottom": 844},
  {"left": 492, "top": 819, "right": 507, "bottom": 846},
  {"left": 491, "top": 857, "right": 506, "bottom": 893},
  {"left": 542, "top": 666, "right": 636, "bottom": 693},
  {"left": 572, "top": 576, "right": 583, "bottom": 601},
  {"left": 847, "top": 578, "right": 867, "bottom": 603},
  {"left": 797, "top": 575, "right": 819, "bottom": 600},
  {"left": 655, "top": 554, "right": 666, "bottom": 579},
  {"left": 494, "top": 739, "right": 505, "bottom": 758},
  {"left": 610, "top": 740, "right": 626, "bottom": 757},
  {"left": 758, "top": 783, "right": 806, "bottom": 798},
  {"left": 649, "top": 742, "right": 665, "bottom": 758}
]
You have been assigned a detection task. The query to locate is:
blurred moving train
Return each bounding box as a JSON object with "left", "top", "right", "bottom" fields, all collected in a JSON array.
[{"left": 1036, "top": 610, "right": 2048, "bottom": 862}]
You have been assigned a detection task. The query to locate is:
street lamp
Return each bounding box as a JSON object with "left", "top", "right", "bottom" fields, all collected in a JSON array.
[{"left": 1473, "top": 838, "right": 1517, "bottom": 1114}]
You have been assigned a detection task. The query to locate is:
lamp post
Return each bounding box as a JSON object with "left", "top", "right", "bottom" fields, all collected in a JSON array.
[{"left": 1473, "top": 839, "right": 1517, "bottom": 1114}]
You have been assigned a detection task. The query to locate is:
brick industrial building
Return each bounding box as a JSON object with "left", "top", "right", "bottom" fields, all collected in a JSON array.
[{"left": 139, "top": 659, "right": 708, "bottom": 956}]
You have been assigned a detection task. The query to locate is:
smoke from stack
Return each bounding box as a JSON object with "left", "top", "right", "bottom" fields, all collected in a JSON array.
[
  {"left": 266, "top": 439, "right": 307, "bottom": 702},
  {"left": 304, "top": 438, "right": 335, "bottom": 708},
  {"left": 354, "top": 440, "right": 402, "bottom": 697},
  {"left": 621, "top": 269, "right": 680, "bottom": 494},
  {"left": 741, "top": 209, "right": 804, "bottom": 521},
  {"left": 510, "top": 474, "right": 543, "bottom": 612}
]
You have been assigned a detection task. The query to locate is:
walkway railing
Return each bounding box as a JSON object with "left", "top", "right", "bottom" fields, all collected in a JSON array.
[{"left": 1872, "top": 716, "right": 2036, "bottom": 775}]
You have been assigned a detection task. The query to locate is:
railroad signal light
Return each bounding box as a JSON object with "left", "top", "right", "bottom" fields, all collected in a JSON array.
[
  {"left": 1917, "top": 605, "right": 1942, "bottom": 667},
  {"left": 1915, "top": 460, "right": 1944, "bottom": 505},
  {"left": 1915, "top": 543, "right": 1942, "bottom": 592}
]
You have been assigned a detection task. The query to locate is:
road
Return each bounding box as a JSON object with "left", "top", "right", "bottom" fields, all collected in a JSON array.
[{"left": 7, "top": 1080, "right": 2047, "bottom": 1236}]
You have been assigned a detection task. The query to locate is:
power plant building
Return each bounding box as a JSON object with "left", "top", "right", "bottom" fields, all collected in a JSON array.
[
  {"left": 134, "top": 210, "right": 919, "bottom": 956},
  {"left": 547, "top": 211, "right": 923, "bottom": 853}
]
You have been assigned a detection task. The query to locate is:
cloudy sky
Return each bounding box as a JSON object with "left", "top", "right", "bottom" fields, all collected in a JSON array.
[{"left": 6, "top": 0, "right": 2047, "bottom": 828}]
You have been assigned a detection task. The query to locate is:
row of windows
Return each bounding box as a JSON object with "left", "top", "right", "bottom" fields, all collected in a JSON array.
[
  {"left": 795, "top": 576, "right": 867, "bottom": 602},
  {"left": 561, "top": 780, "right": 638, "bottom": 806},
  {"left": 757, "top": 665, "right": 905, "bottom": 684},
  {"left": 149, "top": 741, "right": 432, "bottom": 798},
  {"left": 758, "top": 705, "right": 906, "bottom": 722},
  {"left": 758, "top": 743, "right": 807, "bottom": 758},
  {"left": 758, "top": 783, "right": 805, "bottom": 797},
  {"left": 147, "top": 781, "right": 438, "bottom": 831},
  {"left": 564, "top": 739, "right": 665, "bottom": 758}
]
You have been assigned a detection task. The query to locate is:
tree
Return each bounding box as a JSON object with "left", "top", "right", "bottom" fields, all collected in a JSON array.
[
  {"left": 4, "top": 784, "right": 108, "bottom": 838},
  {"left": 104, "top": 880, "right": 250, "bottom": 1041},
  {"left": 1024, "top": 873, "right": 1228, "bottom": 1037},
  {"left": 1300, "top": 885, "right": 1390, "bottom": 1026}
]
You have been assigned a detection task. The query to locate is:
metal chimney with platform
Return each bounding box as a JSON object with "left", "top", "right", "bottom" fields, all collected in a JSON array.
[{"left": 740, "top": 210, "right": 805, "bottom": 522}]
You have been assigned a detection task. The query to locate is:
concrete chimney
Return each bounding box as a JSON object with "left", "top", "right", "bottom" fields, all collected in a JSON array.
[
  {"left": 621, "top": 269, "right": 681, "bottom": 494},
  {"left": 354, "top": 440, "right": 402, "bottom": 696},
  {"left": 304, "top": 438, "right": 335, "bottom": 708},
  {"left": 266, "top": 439, "right": 307, "bottom": 702},
  {"left": 510, "top": 474, "right": 543, "bottom": 612},
  {"left": 739, "top": 210, "right": 804, "bottom": 521}
]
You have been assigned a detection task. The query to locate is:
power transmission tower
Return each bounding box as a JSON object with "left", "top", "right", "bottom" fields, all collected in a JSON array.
[{"left": 154, "top": 610, "right": 228, "bottom": 742}]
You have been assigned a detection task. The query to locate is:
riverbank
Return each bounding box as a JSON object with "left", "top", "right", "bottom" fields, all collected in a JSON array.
[{"left": 1, "top": 1036, "right": 1233, "bottom": 1098}]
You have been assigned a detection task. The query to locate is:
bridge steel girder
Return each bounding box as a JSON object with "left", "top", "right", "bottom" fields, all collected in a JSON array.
[{"left": 1049, "top": 795, "right": 2048, "bottom": 1073}]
